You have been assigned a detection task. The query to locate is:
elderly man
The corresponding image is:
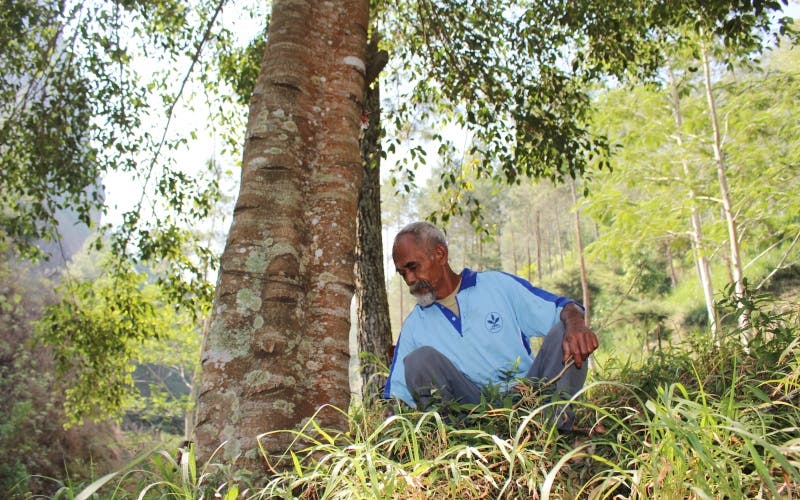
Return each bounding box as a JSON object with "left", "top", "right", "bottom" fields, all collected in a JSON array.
[{"left": 384, "top": 221, "right": 598, "bottom": 429}]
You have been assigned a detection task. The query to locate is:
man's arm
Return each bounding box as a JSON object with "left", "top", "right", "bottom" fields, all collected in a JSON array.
[{"left": 560, "top": 302, "right": 599, "bottom": 369}]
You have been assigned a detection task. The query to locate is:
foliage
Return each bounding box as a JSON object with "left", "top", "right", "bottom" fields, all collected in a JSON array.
[
  {"left": 37, "top": 249, "right": 207, "bottom": 427},
  {"left": 2, "top": 0, "right": 232, "bottom": 433},
  {"left": 0, "top": 253, "right": 127, "bottom": 497},
  {"left": 3, "top": 0, "right": 250, "bottom": 490},
  {"left": 378, "top": 0, "right": 795, "bottom": 230},
  {"left": 583, "top": 39, "right": 800, "bottom": 332},
  {"left": 60, "top": 439, "right": 247, "bottom": 500},
  {"left": 0, "top": 0, "right": 210, "bottom": 258},
  {"left": 381, "top": 0, "right": 614, "bottom": 226},
  {"left": 1, "top": 0, "right": 105, "bottom": 259}
]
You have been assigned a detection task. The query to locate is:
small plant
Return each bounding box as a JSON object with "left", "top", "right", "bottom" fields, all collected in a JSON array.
[{"left": 66, "top": 441, "right": 247, "bottom": 499}]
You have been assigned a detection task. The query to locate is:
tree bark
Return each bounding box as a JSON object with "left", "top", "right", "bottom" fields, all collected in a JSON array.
[
  {"left": 194, "top": 0, "right": 369, "bottom": 467},
  {"left": 355, "top": 38, "right": 391, "bottom": 402}
]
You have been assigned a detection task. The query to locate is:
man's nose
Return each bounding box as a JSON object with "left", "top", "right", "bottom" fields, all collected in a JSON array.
[{"left": 404, "top": 272, "right": 416, "bottom": 286}]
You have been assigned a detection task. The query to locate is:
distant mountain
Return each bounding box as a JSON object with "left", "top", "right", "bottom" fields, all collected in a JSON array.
[{"left": 35, "top": 183, "right": 104, "bottom": 270}]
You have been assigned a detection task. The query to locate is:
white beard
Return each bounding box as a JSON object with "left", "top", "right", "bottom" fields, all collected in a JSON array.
[
  {"left": 411, "top": 280, "right": 436, "bottom": 307},
  {"left": 414, "top": 289, "right": 436, "bottom": 308}
]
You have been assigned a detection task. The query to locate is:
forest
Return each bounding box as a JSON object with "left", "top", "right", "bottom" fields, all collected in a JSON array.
[{"left": 1, "top": 0, "right": 799, "bottom": 498}]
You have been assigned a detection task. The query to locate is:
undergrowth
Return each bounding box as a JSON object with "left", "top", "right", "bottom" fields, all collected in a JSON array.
[{"left": 68, "top": 288, "right": 800, "bottom": 499}]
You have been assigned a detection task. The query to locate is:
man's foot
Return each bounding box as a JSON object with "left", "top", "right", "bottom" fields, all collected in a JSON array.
[{"left": 555, "top": 410, "right": 575, "bottom": 432}]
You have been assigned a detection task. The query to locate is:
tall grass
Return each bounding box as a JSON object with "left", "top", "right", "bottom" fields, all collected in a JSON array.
[{"left": 73, "top": 290, "right": 800, "bottom": 499}]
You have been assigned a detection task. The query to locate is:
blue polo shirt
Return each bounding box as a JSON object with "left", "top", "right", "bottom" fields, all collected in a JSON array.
[{"left": 384, "top": 268, "right": 575, "bottom": 407}]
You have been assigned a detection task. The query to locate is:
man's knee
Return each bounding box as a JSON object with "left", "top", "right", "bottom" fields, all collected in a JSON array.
[
  {"left": 403, "top": 346, "right": 480, "bottom": 407},
  {"left": 404, "top": 345, "right": 446, "bottom": 373}
]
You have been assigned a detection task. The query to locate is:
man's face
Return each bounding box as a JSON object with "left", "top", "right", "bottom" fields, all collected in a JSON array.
[{"left": 392, "top": 234, "right": 446, "bottom": 307}]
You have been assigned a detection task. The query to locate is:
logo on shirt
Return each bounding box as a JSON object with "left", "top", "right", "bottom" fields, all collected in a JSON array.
[{"left": 485, "top": 312, "right": 503, "bottom": 333}]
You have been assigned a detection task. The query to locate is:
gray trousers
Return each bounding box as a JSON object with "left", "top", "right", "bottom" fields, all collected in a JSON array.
[{"left": 403, "top": 322, "right": 587, "bottom": 427}]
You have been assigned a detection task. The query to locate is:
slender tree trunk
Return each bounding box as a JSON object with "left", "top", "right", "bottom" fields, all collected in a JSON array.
[
  {"left": 570, "top": 179, "right": 591, "bottom": 326},
  {"left": 355, "top": 38, "right": 391, "bottom": 402},
  {"left": 535, "top": 210, "right": 543, "bottom": 284},
  {"left": 525, "top": 213, "right": 532, "bottom": 282},
  {"left": 668, "top": 67, "right": 718, "bottom": 337},
  {"left": 478, "top": 234, "right": 484, "bottom": 269},
  {"left": 496, "top": 230, "right": 502, "bottom": 265},
  {"left": 398, "top": 277, "right": 404, "bottom": 325},
  {"left": 509, "top": 224, "right": 518, "bottom": 274},
  {"left": 554, "top": 205, "right": 565, "bottom": 270},
  {"left": 185, "top": 317, "right": 208, "bottom": 442},
  {"left": 701, "top": 44, "right": 749, "bottom": 339},
  {"left": 194, "top": 0, "right": 369, "bottom": 466},
  {"left": 544, "top": 224, "right": 552, "bottom": 275},
  {"left": 666, "top": 244, "right": 678, "bottom": 288}
]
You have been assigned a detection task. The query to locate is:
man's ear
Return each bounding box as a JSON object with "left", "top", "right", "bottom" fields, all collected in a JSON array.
[{"left": 433, "top": 243, "right": 448, "bottom": 263}]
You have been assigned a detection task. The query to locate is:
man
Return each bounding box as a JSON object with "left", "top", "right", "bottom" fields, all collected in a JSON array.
[{"left": 384, "top": 221, "right": 598, "bottom": 430}]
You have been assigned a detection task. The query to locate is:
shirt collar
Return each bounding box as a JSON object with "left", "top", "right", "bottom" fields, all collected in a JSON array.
[{"left": 459, "top": 268, "right": 477, "bottom": 290}]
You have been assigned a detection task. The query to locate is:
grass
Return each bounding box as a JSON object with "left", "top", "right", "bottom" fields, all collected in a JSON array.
[{"left": 65, "top": 289, "right": 800, "bottom": 499}]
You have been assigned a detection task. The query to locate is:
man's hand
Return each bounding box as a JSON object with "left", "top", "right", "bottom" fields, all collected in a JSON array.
[{"left": 560, "top": 303, "right": 598, "bottom": 369}]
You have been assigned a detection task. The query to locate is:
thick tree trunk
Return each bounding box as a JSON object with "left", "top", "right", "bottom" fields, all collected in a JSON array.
[
  {"left": 355, "top": 40, "right": 391, "bottom": 402},
  {"left": 194, "top": 0, "right": 369, "bottom": 466},
  {"left": 701, "top": 45, "right": 749, "bottom": 339},
  {"left": 668, "top": 68, "right": 718, "bottom": 337}
]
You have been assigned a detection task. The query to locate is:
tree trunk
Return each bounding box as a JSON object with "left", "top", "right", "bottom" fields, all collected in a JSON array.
[
  {"left": 525, "top": 210, "right": 532, "bottom": 282},
  {"left": 700, "top": 44, "right": 749, "bottom": 339},
  {"left": 668, "top": 67, "right": 718, "bottom": 337},
  {"left": 534, "top": 210, "right": 543, "bottom": 284},
  {"left": 509, "top": 224, "right": 518, "bottom": 274},
  {"left": 355, "top": 39, "right": 391, "bottom": 403},
  {"left": 496, "top": 230, "right": 502, "bottom": 265},
  {"left": 194, "top": 0, "right": 369, "bottom": 466},
  {"left": 478, "top": 233, "right": 484, "bottom": 269},
  {"left": 666, "top": 243, "right": 678, "bottom": 288},
  {"left": 544, "top": 223, "right": 552, "bottom": 275},
  {"left": 398, "top": 277, "right": 405, "bottom": 326},
  {"left": 461, "top": 229, "right": 467, "bottom": 270},
  {"left": 554, "top": 204, "right": 565, "bottom": 270},
  {"left": 570, "top": 179, "right": 591, "bottom": 326}
]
